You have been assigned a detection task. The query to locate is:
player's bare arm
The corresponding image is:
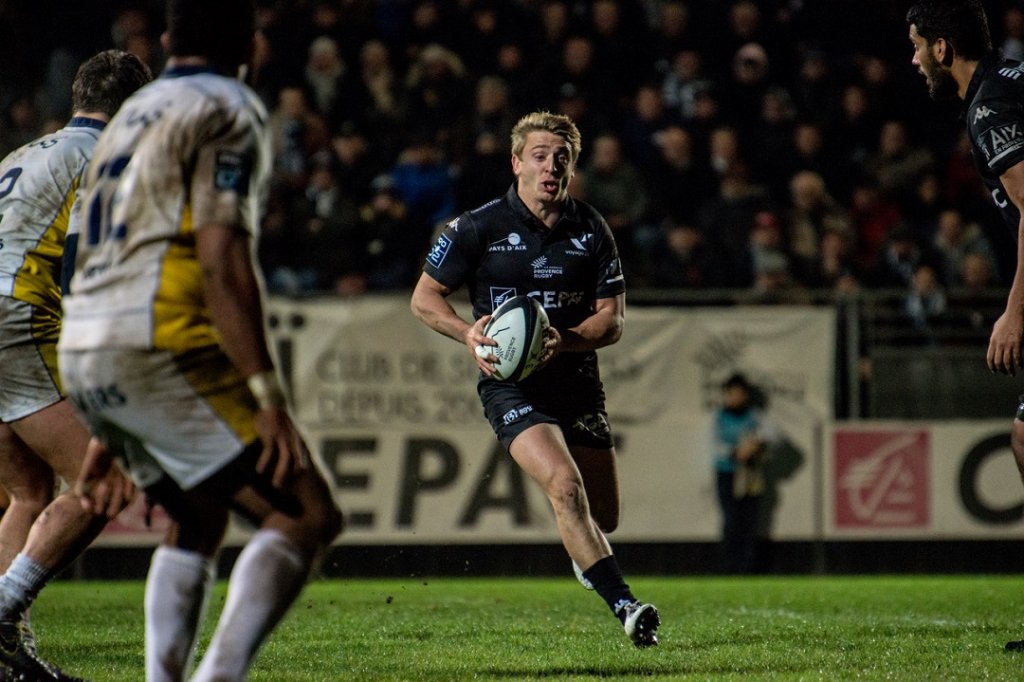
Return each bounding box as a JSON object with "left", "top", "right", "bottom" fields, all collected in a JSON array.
[
  {"left": 195, "top": 223, "right": 307, "bottom": 487},
  {"left": 410, "top": 271, "right": 498, "bottom": 376},
  {"left": 554, "top": 294, "right": 625, "bottom": 355},
  {"left": 989, "top": 162, "right": 1024, "bottom": 375}
]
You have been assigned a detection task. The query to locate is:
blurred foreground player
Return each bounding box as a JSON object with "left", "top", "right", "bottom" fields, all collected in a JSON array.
[
  {"left": 411, "top": 111, "right": 660, "bottom": 647},
  {"left": 58, "top": 1, "right": 342, "bottom": 679},
  {"left": 0, "top": 49, "right": 150, "bottom": 681},
  {"left": 908, "top": 0, "right": 1024, "bottom": 652}
]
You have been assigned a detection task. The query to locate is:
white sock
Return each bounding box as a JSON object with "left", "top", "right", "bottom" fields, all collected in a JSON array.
[
  {"left": 191, "top": 530, "right": 310, "bottom": 682},
  {"left": 0, "top": 553, "right": 48, "bottom": 619},
  {"left": 144, "top": 546, "right": 215, "bottom": 682}
]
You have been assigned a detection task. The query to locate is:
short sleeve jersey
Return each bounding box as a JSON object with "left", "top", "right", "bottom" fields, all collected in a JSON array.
[
  {"left": 965, "top": 52, "right": 1024, "bottom": 233},
  {"left": 423, "top": 185, "right": 625, "bottom": 377},
  {"left": 0, "top": 118, "right": 104, "bottom": 315},
  {"left": 60, "top": 65, "right": 271, "bottom": 353}
]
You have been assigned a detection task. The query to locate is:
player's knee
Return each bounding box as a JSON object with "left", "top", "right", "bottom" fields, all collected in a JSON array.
[
  {"left": 300, "top": 489, "right": 343, "bottom": 546},
  {"left": 548, "top": 474, "right": 588, "bottom": 519}
]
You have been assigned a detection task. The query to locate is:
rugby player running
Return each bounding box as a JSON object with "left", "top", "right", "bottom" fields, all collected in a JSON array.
[{"left": 411, "top": 110, "right": 660, "bottom": 647}]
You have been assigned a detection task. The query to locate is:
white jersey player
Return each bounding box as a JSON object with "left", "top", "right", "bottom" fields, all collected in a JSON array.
[
  {"left": 59, "top": 2, "right": 342, "bottom": 681},
  {"left": 0, "top": 50, "right": 150, "bottom": 682}
]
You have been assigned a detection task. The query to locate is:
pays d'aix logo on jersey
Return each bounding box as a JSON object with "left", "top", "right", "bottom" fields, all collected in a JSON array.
[{"left": 487, "top": 232, "right": 528, "bottom": 253}]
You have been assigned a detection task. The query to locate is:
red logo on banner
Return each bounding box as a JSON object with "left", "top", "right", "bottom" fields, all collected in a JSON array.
[{"left": 834, "top": 430, "right": 929, "bottom": 528}]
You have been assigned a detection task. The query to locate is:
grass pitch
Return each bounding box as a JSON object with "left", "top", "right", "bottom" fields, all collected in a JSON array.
[{"left": 29, "top": 575, "right": 1024, "bottom": 681}]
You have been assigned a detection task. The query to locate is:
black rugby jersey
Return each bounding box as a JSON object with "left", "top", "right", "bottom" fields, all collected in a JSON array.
[
  {"left": 423, "top": 184, "right": 625, "bottom": 377},
  {"left": 966, "top": 52, "right": 1024, "bottom": 234}
]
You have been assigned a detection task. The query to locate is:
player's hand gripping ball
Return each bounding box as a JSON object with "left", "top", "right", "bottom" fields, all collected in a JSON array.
[{"left": 475, "top": 295, "right": 550, "bottom": 381}]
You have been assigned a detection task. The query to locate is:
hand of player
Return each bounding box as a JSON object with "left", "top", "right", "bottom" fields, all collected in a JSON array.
[
  {"left": 465, "top": 314, "right": 498, "bottom": 377},
  {"left": 254, "top": 406, "right": 310, "bottom": 488},
  {"left": 537, "top": 325, "right": 561, "bottom": 368},
  {"left": 987, "top": 309, "right": 1024, "bottom": 375},
  {"left": 74, "top": 437, "right": 136, "bottom": 519}
]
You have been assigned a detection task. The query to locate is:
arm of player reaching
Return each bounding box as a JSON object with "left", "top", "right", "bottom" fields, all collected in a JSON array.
[
  {"left": 195, "top": 224, "right": 308, "bottom": 487},
  {"left": 554, "top": 294, "right": 625, "bottom": 355},
  {"left": 410, "top": 272, "right": 497, "bottom": 376},
  {"left": 989, "top": 162, "right": 1024, "bottom": 375}
]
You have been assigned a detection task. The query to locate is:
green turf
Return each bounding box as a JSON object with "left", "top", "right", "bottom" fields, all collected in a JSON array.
[{"left": 26, "top": 576, "right": 1024, "bottom": 681}]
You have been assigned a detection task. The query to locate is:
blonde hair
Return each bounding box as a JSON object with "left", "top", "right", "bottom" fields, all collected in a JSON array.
[{"left": 510, "top": 111, "right": 582, "bottom": 163}]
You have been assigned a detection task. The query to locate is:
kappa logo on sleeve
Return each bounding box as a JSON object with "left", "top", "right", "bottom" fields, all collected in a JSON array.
[
  {"left": 214, "top": 151, "right": 250, "bottom": 191},
  {"left": 426, "top": 233, "right": 453, "bottom": 268}
]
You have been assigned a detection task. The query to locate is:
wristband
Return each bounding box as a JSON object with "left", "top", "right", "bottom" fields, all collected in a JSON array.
[{"left": 247, "top": 370, "right": 286, "bottom": 410}]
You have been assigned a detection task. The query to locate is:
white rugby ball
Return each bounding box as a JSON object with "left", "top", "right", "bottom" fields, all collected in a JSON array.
[{"left": 475, "top": 295, "right": 550, "bottom": 381}]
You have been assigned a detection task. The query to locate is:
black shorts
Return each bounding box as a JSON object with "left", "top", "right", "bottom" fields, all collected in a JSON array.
[{"left": 478, "top": 370, "right": 614, "bottom": 451}]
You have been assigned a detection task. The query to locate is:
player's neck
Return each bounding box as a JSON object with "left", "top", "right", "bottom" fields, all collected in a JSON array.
[
  {"left": 954, "top": 58, "right": 981, "bottom": 99},
  {"left": 71, "top": 111, "right": 110, "bottom": 123}
]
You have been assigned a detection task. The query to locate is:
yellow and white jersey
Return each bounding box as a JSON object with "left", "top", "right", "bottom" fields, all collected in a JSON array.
[
  {"left": 0, "top": 118, "right": 105, "bottom": 315},
  {"left": 60, "top": 65, "right": 271, "bottom": 353}
]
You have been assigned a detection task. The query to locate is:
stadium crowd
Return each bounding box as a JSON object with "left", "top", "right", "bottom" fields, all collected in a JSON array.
[{"left": 1, "top": 0, "right": 1020, "bottom": 302}]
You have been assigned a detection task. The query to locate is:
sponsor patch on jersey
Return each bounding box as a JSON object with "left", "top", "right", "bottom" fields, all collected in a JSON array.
[
  {"left": 426, "top": 233, "right": 453, "bottom": 268},
  {"left": 214, "top": 151, "right": 250, "bottom": 191},
  {"left": 490, "top": 287, "right": 517, "bottom": 310},
  {"left": 502, "top": 403, "right": 534, "bottom": 425}
]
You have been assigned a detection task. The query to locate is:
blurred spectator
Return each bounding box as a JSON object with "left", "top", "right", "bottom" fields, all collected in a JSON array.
[
  {"left": 809, "top": 225, "right": 861, "bottom": 294},
  {"left": 357, "top": 39, "right": 408, "bottom": 162},
  {"left": 494, "top": 41, "right": 541, "bottom": 117},
  {"left": 331, "top": 121, "right": 382, "bottom": 207},
  {"left": 865, "top": 225, "right": 941, "bottom": 290},
  {"left": 587, "top": 0, "right": 648, "bottom": 100},
  {"left": 621, "top": 83, "right": 679, "bottom": 168},
  {"left": 830, "top": 83, "right": 882, "bottom": 170},
  {"left": 932, "top": 208, "right": 998, "bottom": 288},
  {"left": 1001, "top": 5, "right": 1024, "bottom": 61},
  {"left": 755, "top": 86, "right": 798, "bottom": 201},
  {"left": 469, "top": 76, "right": 516, "bottom": 154},
  {"left": 904, "top": 263, "right": 947, "bottom": 343},
  {"left": 649, "top": 1, "right": 700, "bottom": 75},
  {"left": 269, "top": 86, "right": 330, "bottom": 189},
  {"left": 554, "top": 83, "right": 610, "bottom": 166},
  {"left": 457, "top": 132, "right": 511, "bottom": 212},
  {"left": 354, "top": 175, "right": 421, "bottom": 292},
  {"left": 304, "top": 36, "right": 365, "bottom": 130},
  {"left": 698, "top": 159, "right": 772, "bottom": 285},
  {"left": 405, "top": 43, "right": 471, "bottom": 158},
  {"left": 260, "top": 152, "right": 358, "bottom": 296},
  {"left": 864, "top": 119, "right": 934, "bottom": 206},
  {"left": 791, "top": 49, "right": 837, "bottom": 123},
  {"left": 389, "top": 136, "right": 457, "bottom": 242},
  {"left": 786, "top": 171, "right": 851, "bottom": 282},
  {"left": 645, "top": 125, "right": 712, "bottom": 224},
  {"left": 0, "top": 95, "right": 41, "bottom": 158},
  {"left": 646, "top": 219, "right": 730, "bottom": 288},
  {"left": 577, "top": 133, "right": 651, "bottom": 272},
  {"left": 848, "top": 176, "right": 903, "bottom": 271},
  {"left": 744, "top": 250, "right": 807, "bottom": 305},
  {"left": 720, "top": 42, "right": 771, "bottom": 131},
  {"left": 662, "top": 49, "right": 711, "bottom": 123}
]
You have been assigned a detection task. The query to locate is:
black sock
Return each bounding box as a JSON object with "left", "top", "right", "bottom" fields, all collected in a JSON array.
[{"left": 581, "top": 555, "right": 636, "bottom": 623}]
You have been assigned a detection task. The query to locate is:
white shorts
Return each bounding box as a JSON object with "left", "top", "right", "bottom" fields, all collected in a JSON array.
[
  {"left": 58, "top": 345, "right": 259, "bottom": 491},
  {"left": 0, "top": 297, "right": 63, "bottom": 422}
]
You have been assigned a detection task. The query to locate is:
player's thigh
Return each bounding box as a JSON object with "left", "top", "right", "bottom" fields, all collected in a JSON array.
[
  {"left": 508, "top": 423, "right": 582, "bottom": 492},
  {"left": 8, "top": 399, "right": 91, "bottom": 484},
  {"left": 0, "top": 422, "right": 54, "bottom": 501}
]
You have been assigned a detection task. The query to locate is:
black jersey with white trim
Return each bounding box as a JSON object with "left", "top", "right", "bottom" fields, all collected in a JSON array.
[
  {"left": 965, "top": 52, "right": 1024, "bottom": 234},
  {"left": 424, "top": 184, "right": 625, "bottom": 376}
]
